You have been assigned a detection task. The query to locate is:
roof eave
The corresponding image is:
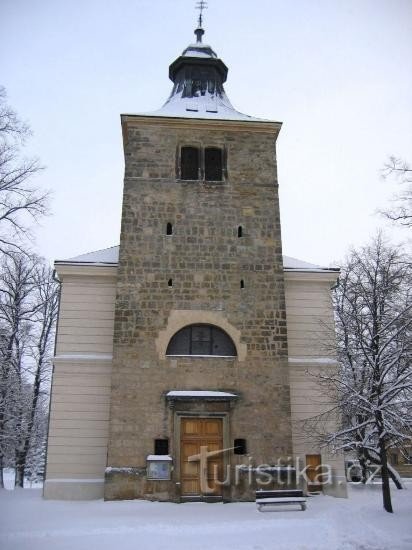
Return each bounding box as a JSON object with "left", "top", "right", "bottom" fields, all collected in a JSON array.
[
  {"left": 54, "top": 263, "right": 118, "bottom": 280},
  {"left": 55, "top": 260, "right": 339, "bottom": 278},
  {"left": 283, "top": 268, "right": 340, "bottom": 273}
]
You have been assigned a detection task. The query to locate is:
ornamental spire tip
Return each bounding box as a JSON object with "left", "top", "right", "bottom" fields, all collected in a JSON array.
[{"left": 195, "top": 1, "right": 208, "bottom": 43}]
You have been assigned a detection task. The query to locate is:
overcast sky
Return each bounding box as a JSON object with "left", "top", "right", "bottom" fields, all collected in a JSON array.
[{"left": 1, "top": 0, "right": 411, "bottom": 267}]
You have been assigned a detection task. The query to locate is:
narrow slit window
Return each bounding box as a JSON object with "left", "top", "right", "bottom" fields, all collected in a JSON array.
[
  {"left": 168, "top": 278, "right": 173, "bottom": 287},
  {"left": 154, "top": 439, "right": 169, "bottom": 455},
  {"left": 181, "top": 146, "right": 199, "bottom": 180},
  {"left": 240, "top": 279, "right": 245, "bottom": 289},
  {"left": 205, "top": 147, "right": 223, "bottom": 181},
  {"left": 238, "top": 226, "right": 243, "bottom": 237},
  {"left": 166, "top": 222, "right": 173, "bottom": 235}
]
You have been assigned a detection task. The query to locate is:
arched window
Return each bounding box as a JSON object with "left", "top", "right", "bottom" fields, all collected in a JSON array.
[
  {"left": 181, "top": 146, "right": 200, "bottom": 180},
  {"left": 166, "top": 324, "right": 237, "bottom": 357}
]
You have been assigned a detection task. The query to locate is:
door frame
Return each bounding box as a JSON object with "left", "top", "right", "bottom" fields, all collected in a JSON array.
[
  {"left": 174, "top": 411, "right": 230, "bottom": 500},
  {"left": 305, "top": 453, "right": 323, "bottom": 493}
]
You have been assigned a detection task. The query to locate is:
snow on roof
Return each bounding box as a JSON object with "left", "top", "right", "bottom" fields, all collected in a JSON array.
[
  {"left": 57, "top": 246, "right": 338, "bottom": 272},
  {"left": 128, "top": 63, "right": 272, "bottom": 123},
  {"left": 133, "top": 100, "right": 272, "bottom": 123},
  {"left": 146, "top": 455, "right": 173, "bottom": 461},
  {"left": 282, "top": 255, "right": 339, "bottom": 272},
  {"left": 181, "top": 43, "right": 218, "bottom": 59},
  {"left": 56, "top": 246, "right": 120, "bottom": 265},
  {"left": 282, "top": 255, "right": 320, "bottom": 269},
  {"left": 134, "top": 111, "right": 268, "bottom": 123},
  {"left": 166, "top": 390, "right": 237, "bottom": 399},
  {"left": 127, "top": 96, "right": 271, "bottom": 123}
]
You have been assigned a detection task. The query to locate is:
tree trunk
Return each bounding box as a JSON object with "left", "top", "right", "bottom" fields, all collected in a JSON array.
[
  {"left": 364, "top": 448, "right": 403, "bottom": 489},
  {"left": 388, "top": 464, "right": 403, "bottom": 490},
  {"left": 14, "top": 451, "right": 25, "bottom": 488},
  {"left": 15, "top": 358, "right": 43, "bottom": 489},
  {"left": 358, "top": 454, "right": 369, "bottom": 484},
  {"left": 379, "top": 440, "right": 393, "bottom": 513},
  {"left": 0, "top": 456, "right": 3, "bottom": 489}
]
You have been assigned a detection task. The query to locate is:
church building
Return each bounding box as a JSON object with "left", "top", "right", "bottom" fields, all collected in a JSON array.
[{"left": 43, "top": 19, "right": 347, "bottom": 502}]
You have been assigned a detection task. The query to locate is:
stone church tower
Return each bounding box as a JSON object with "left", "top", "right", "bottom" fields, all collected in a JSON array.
[
  {"left": 104, "top": 24, "right": 293, "bottom": 502},
  {"left": 43, "top": 19, "right": 346, "bottom": 502}
]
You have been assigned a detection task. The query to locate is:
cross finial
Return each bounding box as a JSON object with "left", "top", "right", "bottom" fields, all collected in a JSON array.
[
  {"left": 195, "top": 1, "right": 207, "bottom": 43},
  {"left": 196, "top": 1, "right": 208, "bottom": 29}
]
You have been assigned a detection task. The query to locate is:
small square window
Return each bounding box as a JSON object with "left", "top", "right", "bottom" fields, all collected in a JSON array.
[
  {"left": 234, "top": 438, "right": 247, "bottom": 455},
  {"left": 154, "top": 439, "right": 169, "bottom": 455}
]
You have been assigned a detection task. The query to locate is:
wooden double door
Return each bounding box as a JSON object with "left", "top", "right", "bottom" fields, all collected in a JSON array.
[{"left": 180, "top": 417, "right": 224, "bottom": 497}]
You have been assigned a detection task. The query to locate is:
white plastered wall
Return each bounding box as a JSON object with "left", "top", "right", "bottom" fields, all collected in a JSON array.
[
  {"left": 285, "top": 271, "right": 347, "bottom": 497},
  {"left": 43, "top": 266, "right": 117, "bottom": 499}
]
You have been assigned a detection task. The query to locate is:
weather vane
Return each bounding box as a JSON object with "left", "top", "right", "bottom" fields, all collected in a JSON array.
[{"left": 196, "top": 0, "right": 208, "bottom": 29}]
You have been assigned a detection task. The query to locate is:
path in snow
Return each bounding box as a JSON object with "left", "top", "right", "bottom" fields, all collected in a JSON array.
[{"left": 0, "top": 484, "right": 411, "bottom": 550}]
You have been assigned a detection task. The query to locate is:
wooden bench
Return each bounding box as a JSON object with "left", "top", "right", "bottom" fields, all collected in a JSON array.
[{"left": 256, "top": 490, "right": 307, "bottom": 512}]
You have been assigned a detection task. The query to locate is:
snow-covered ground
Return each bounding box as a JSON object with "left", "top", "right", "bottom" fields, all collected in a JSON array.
[{"left": 0, "top": 484, "right": 412, "bottom": 550}]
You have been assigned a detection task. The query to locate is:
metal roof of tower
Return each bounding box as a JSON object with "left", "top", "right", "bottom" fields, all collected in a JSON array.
[{"left": 128, "top": 16, "right": 273, "bottom": 123}]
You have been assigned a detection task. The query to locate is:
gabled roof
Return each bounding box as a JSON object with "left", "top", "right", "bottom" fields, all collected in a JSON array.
[{"left": 56, "top": 246, "right": 339, "bottom": 273}]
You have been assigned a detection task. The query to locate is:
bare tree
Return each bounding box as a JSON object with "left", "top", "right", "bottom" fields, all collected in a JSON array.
[
  {"left": 0, "top": 251, "right": 37, "bottom": 486},
  {"left": 0, "top": 251, "right": 58, "bottom": 487},
  {"left": 305, "top": 235, "right": 412, "bottom": 513},
  {"left": 381, "top": 156, "right": 412, "bottom": 228},
  {"left": 14, "top": 263, "right": 59, "bottom": 486},
  {"left": 0, "top": 86, "right": 48, "bottom": 254}
]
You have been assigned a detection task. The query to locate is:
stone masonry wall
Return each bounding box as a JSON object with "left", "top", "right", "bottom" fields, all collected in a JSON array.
[{"left": 105, "top": 118, "right": 293, "bottom": 501}]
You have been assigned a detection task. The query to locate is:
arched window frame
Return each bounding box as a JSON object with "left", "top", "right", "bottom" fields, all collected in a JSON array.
[{"left": 166, "top": 324, "right": 237, "bottom": 358}]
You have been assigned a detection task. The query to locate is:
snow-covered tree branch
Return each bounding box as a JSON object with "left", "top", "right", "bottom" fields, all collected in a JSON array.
[
  {"left": 381, "top": 156, "right": 412, "bottom": 228},
  {"left": 305, "top": 234, "right": 412, "bottom": 513},
  {"left": 0, "top": 251, "right": 59, "bottom": 487}
]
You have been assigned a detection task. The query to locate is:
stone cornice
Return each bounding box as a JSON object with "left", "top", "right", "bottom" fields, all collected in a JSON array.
[{"left": 121, "top": 114, "right": 282, "bottom": 137}]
